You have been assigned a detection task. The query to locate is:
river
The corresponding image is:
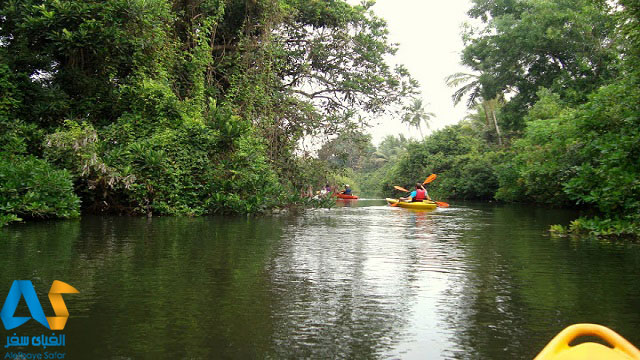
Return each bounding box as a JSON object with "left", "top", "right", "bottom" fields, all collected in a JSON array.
[{"left": 1, "top": 200, "right": 639, "bottom": 359}]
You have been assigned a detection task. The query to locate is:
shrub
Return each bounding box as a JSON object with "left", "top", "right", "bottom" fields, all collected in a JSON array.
[
  {"left": 384, "top": 124, "right": 500, "bottom": 200},
  {"left": 0, "top": 154, "right": 80, "bottom": 226}
]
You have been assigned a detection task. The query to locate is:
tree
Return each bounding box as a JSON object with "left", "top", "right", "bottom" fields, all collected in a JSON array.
[
  {"left": 376, "top": 134, "right": 409, "bottom": 163},
  {"left": 1, "top": 0, "right": 423, "bottom": 218},
  {"left": 224, "top": 0, "right": 421, "bottom": 162},
  {"left": 460, "top": 0, "right": 619, "bottom": 131},
  {"left": 446, "top": 72, "right": 503, "bottom": 145},
  {"left": 401, "top": 98, "right": 434, "bottom": 138},
  {"left": 317, "top": 132, "right": 375, "bottom": 170}
]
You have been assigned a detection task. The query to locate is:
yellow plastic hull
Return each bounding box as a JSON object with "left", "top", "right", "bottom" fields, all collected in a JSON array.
[
  {"left": 535, "top": 324, "right": 640, "bottom": 360},
  {"left": 386, "top": 198, "right": 437, "bottom": 210}
]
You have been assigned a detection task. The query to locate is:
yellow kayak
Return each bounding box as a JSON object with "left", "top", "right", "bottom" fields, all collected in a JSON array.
[
  {"left": 535, "top": 324, "right": 640, "bottom": 360},
  {"left": 385, "top": 198, "right": 437, "bottom": 210}
]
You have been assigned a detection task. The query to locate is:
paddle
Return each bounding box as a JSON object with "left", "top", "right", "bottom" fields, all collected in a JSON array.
[
  {"left": 390, "top": 185, "right": 410, "bottom": 206},
  {"left": 422, "top": 174, "right": 450, "bottom": 207},
  {"left": 423, "top": 174, "right": 437, "bottom": 184}
]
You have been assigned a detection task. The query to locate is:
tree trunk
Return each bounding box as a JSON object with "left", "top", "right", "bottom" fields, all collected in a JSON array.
[
  {"left": 481, "top": 103, "right": 491, "bottom": 126},
  {"left": 491, "top": 107, "right": 503, "bottom": 145}
]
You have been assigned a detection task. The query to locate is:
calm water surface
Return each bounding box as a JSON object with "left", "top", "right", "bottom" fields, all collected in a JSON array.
[{"left": 1, "top": 200, "right": 639, "bottom": 359}]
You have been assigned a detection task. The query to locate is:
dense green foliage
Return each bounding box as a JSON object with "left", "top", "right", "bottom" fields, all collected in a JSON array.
[
  {"left": 0, "top": 0, "right": 418, "bottom": 223},
  {"left": 312, "top": 133, "right": 411, "bottom": 198},
  {"left": 460, "top": 0, "right": 620, "bottom": 133},
  {"left": 382, "top": 125, "right": 501, "bottom": 200},
  {"left": 2, "top": 0, "right": 638, "bottom": 241},
  {"left": 0, "top": 154, "right": 80, "bottom": 226},
  {"left": 374, "top": 0, "right": 640, "bottom": 239}
]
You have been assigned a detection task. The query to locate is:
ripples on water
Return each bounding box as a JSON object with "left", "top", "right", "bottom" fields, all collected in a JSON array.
[
  {"left": 266, "top": 203, "right": 478, "bottom": 358},
  {"left": 1, "top": 200, "right": 639, "bottom": 359}
]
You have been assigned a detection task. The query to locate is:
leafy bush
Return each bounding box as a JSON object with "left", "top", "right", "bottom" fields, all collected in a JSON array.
[
  {"left": 567, "top": 216, "right": 640, "bottom": 239},
  {"left": 44, "top": 120, "right": 135, "bottom": 213},
  {"left": 384, "top": 124, "right": 500, "bottom": 200},
  {"left": 203, "top": 131, "right": 284, "bottom": 214},
  {"left": 495, "top": 89, "right": 580, "bottom": 205},
  {"left": 563, "top": 77, "right": 640, "bottom": 220},
  {"left": 44, "top": 100, "right": 283, "bottom": 216},
  {"left": 0, "top": 155, "right": 80, "bottom": 226}
]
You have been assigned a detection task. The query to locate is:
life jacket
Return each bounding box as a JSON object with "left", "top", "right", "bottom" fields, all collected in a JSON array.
[{"left": 413, "top": 189, "right": 426, "bottom": 202}]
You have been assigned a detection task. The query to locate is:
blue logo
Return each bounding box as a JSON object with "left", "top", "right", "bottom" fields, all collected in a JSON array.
[
  {"left": 1, "top": 280, "right": 78, "bottom": 331},
  {"left": 1, "top": 281, "right": 49, "bottom": 330}
]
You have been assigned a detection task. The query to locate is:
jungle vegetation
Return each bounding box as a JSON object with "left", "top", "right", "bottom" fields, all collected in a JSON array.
[
  {"left": 0, "top": 0, "right": 419, "bottom": 225},
  {"left": 324, "top": 0, "right": 640, "bottom": 239},
  {"left": 1, "top": 0, "right": 639, "bottom": 240}
]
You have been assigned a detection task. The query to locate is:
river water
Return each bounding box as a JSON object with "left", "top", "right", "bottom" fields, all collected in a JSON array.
[{"left": 1, "top": 200, "right": 639, "bottom": 359}]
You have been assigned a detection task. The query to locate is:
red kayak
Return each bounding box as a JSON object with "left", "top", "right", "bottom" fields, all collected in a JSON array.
[{"left": 335, "top": 193, "right": 358, "bottom": 200}]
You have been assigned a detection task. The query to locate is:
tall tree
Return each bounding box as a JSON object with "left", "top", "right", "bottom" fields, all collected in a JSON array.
[
  {"left": 376, "top": 134, "right": 409, "bottom": 163},
  {"left": 317, "top": 132, "right": 375, "bottom": 170},
  {"left": 224, "top": 0, "right": 421, "bottom": 161},
  {"left": 460, "top": 0, "right": 619, "bottom": 131}
]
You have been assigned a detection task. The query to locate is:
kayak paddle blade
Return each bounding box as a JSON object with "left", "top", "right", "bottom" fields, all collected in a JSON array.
[{"left": 424, "top": 174, "right": 437, "bottom": 184}]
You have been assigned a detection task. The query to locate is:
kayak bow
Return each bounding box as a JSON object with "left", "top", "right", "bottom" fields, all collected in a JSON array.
[{"left": 535, "top": 324, "right": 640, "bottom": 360}]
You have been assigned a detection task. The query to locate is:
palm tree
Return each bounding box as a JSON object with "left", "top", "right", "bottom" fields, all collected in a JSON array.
[
  {"left": 446, "top": 72, "right": 482, "bottom": 108},
  {"left": 401, "top": 98, "right": 435, "bottom": 138},
  {"left": 446, "top": 72, "right": 503, "bottom": 145},
  {"left": 376, "top": 134, "right": 408, "bottom": 162}
]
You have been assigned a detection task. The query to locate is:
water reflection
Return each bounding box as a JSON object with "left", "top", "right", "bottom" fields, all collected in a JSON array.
[
  {"left": 1, "top": 216, "right": 284, "bottom": 358},
  {"left": 436, "top": 205, "right": 640, "bottom": 359},
  {"left": 0, "top": 202, "right": 639, "bottom": 359},
  {"left": 269, "top": 206, "right": 429, "bottom": 357},
  {"left": 334, "top": 199, "right": 359, "bottom": 207}
]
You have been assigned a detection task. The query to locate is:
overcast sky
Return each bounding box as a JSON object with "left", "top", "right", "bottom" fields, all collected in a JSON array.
[{"left": 367, "top": 0, "right": 475, "bottom": 144}]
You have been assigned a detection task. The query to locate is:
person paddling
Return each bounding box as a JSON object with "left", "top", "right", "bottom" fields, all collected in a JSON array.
[
  {"left": 341, "top": 184, "right": 352, "bottom": 195},
  {"left": 400, "top": 183, "right": 431, "bottom": 202}
]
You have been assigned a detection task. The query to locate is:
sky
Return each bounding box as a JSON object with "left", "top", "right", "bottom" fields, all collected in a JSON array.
[{"left": 367, "top": 0, "right": 475, "bottom": 144}]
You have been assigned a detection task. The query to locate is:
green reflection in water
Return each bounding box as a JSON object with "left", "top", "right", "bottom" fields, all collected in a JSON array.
[
  {"left": 438, "top": 204, "right": 640, "bottom": 359},
  {"left": 1, "top": 216, "right": 285, "bottom": 359},
  {"left": 0, "top": 202, "right": 639, "bottom": 359}
]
